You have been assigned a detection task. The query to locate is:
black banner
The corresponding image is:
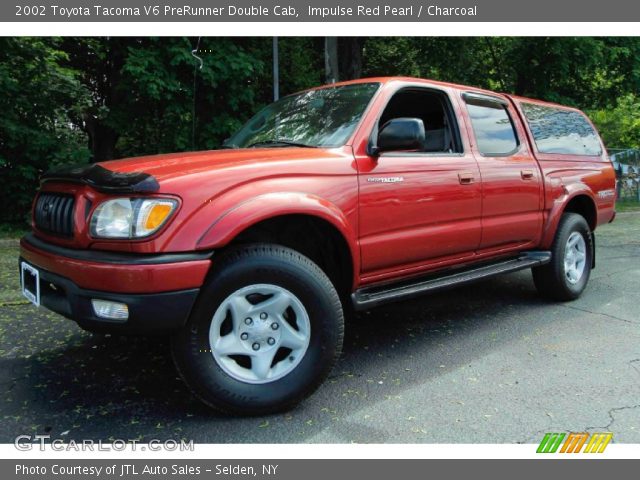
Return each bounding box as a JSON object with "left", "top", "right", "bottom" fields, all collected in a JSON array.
[
  {"left": 4, "top": 0, "right": 640, "bottom": 22},
  {"left": 4, "top": 459, "right": 640, "bottom": 480}
]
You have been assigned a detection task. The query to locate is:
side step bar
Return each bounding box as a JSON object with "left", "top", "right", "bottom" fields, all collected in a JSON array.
[{"left": 351, "top": 251, "right": 552, "bottom": 311}]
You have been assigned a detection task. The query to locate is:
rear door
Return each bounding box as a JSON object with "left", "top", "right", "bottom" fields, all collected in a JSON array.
[{"left": 460, "top": 92, "right": 543, "bottom": 252}]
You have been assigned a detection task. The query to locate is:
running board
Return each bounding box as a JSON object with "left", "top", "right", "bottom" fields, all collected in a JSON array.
[{"left": 352, "top": 251, "right": 552, "bottom": 311}]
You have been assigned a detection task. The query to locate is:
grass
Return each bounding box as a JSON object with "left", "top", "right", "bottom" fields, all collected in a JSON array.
[
  {"left": 0, "top": 239, "right": 23, "bottom": 304},
  {"left": 615, "top": 199, "right": 640, "bottom": 212},
  {"left": 0, "top": 223, "right": 28, "bottom": 240},
  {"left": 0, "top": 224, "right": 28, "bottom": 304}
]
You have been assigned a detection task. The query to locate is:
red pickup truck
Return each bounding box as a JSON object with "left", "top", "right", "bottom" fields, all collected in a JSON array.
[{"left": 20, "top": 77, "right": 616, "bottom": 414}]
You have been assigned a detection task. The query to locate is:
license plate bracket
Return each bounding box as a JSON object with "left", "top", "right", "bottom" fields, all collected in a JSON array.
[{"left": 20, "top": 261, "right": 40, "bottom": 307}]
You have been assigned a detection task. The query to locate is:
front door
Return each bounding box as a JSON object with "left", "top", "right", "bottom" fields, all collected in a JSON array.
[{"left": 357, "top": 86, "right": 482, "bottom": 281}]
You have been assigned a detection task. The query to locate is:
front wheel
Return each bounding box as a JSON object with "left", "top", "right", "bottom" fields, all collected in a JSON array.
[
  {"left": 171, "top": 244, "right": 344, "bottom": 415},
  {"left": 532, "top": 213, "right": 593, "bottom": 301}
]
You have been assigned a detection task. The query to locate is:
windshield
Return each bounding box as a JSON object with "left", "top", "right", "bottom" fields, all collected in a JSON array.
[{"left": 225, "top": 83, "right": 380, "bottom": 149}]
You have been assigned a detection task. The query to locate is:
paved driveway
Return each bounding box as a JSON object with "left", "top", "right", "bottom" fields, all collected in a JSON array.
[{"left": 1, "top": 213, "right": 638, "bottom": 443}]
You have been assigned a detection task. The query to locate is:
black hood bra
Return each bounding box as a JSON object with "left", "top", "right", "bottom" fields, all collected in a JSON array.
[{"left": 41, "top": 163, "right": 159, "bottom": 194}]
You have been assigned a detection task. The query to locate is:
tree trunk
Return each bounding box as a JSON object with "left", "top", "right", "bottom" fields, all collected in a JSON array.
[
  {"left": 338, "top": 37, "right": 364, "bottom": 81},
  {"left": 325, "top": 37, "right": 339, "bottom": 83},
  {"left": 85, "top": 37, "right": 125, "bottom": 162},
  {"left": 84, "top": 115, "right": 119, "bottom": 163},
  {"left": 514, "top": 72, "right": 532, "bottom": 97}
]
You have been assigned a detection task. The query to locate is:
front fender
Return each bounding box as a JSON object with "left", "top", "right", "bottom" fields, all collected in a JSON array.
[{"left": 195, "top": 191, "right": 360, "bottom": 273}]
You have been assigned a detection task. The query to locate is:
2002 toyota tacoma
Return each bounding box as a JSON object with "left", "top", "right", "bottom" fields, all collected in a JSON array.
[{"left": 19, "top": 77, "right": 616, "bottom": 414}]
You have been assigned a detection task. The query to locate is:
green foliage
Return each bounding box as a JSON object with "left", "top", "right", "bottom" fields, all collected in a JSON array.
[
  {"left": 1, "top": 36, "right": 639, "bottom": 226},
  {"left": 0, "top": 38, "right": 90, "bottom": 224},
  {"left": 589, "top": 94, "right": 640, "bottom": 149}
]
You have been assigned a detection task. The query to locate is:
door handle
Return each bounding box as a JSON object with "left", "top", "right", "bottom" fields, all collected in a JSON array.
[
  {"left": 521, "top": 169, "right": 534, "bottom": 180},
  {"left": 458, "top": 172, "right": 474, "bottom": 185}
]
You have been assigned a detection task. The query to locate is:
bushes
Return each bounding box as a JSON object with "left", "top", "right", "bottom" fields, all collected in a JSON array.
[
  {"left": 0, "top": 37, "right": 323, "bottom": 225},
  {"left": 0, "top": 38, "right": 90, "bottom": 224},
  {"left": 589, "top": 95, "right": 640, "bottom": 149}
]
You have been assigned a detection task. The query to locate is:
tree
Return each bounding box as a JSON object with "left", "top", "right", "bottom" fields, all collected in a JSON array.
[
  {"left": 2, "top": 36, "right": 640, "bottom": 225},
  {"left": 0, "top": 38, "right": 89, "bottom": 223},
  {"left": 589, "top": 95, "right": 640, "bottom": 149},
  {"left": 59, "top": 37, "right": 322, "bottom": 159}
]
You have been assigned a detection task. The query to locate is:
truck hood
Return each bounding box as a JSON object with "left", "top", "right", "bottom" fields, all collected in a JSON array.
[{"left": 41, "top": 147, "right": 344, "bottom": 194}]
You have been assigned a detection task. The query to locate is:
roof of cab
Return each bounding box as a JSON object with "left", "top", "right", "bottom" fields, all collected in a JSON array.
[{"left": 310, "top": 76, "right": 582, "bottom": 113}]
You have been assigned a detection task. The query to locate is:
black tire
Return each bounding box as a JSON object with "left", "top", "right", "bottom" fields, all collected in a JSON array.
[
  {"left": 532, "top": 213, "right": 593, "bottom": 301},
  {"left": 171, "top": 243, "right": 344, "bottom": 415}
]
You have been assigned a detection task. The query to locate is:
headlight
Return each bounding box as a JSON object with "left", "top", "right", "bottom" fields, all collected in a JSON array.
[{"left": 90, "top": 198, "right": 178, "bottom": 239}]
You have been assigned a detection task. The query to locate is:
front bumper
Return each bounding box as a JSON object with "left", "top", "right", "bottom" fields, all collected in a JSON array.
[{"left": 19, "top": 234, "right": 213, "bottom": 334}]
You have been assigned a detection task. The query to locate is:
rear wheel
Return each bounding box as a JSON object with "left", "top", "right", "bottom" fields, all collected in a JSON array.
[
  {"left": 171, "top": 244, "right": 343, "bottom": 415},
  {"left": 532, "top": 213, "right": 593, "bottom": 301}
]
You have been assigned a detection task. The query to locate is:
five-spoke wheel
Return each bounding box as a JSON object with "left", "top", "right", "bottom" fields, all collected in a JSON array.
[
  {"left": 171, "top": 244, "right": 343, "bottom": 414},
  {"left": 533, "top": 213, "right": 593, "bottom": 301},
  {"left": 563, "top": 231, "right": 587, "bottom": 285},
  {"left": 209, "top": 284, "right": 311, "bottom": 384}
]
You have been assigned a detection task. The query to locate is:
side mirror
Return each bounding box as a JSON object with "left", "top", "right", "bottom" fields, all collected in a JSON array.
[{"left": 373, "top": 118, "right": 426, "bottom": 155}]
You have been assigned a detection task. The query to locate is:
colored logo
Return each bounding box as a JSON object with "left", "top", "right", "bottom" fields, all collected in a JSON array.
[{"left": 536, "top": 432, "right": 613, "bottom": 453}]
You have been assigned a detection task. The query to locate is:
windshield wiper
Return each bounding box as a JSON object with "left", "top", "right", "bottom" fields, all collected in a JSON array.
[{"left": 247, "top": 139, "right": 318, "bottom": 149}]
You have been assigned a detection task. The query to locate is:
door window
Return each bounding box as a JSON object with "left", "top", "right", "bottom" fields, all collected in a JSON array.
[
  {"left": 376, "top": 88, "right": 462, "bottom": 154},
  {"left": 465, "top": 97, "right": 519, "bottom": 156}
]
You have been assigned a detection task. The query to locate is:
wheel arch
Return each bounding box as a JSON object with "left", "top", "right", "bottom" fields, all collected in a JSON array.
[
  {"left": 196, "top": 192, "right": 359, "bottom": 294},
  {"left": 541, "top": 189, "right": 598, "bottom": 249},
  {"left": 563, "top": 194, "right": 597, "bottom": 231}
]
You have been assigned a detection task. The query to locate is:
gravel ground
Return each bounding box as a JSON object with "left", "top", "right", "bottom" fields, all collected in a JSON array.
[{"left": 0, "top": 213, "right": 638, "bottom": 444}]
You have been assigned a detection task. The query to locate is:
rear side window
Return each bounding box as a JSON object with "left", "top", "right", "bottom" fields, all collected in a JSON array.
[
  {"left": 465, "top": 100, "right": 519, "bottom": 156},
  {"left": 520, "top": 103, "right": 602, "bottom": 156}
]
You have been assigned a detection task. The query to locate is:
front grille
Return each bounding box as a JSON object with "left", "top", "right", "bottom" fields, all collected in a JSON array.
[{"left": 34, "top": 193, "right": 75, "bottom": 237}]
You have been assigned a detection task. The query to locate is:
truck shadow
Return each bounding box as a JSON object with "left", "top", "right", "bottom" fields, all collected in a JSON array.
[{"left": 1, "top": 270, "right": 565, "bottom": 443}]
